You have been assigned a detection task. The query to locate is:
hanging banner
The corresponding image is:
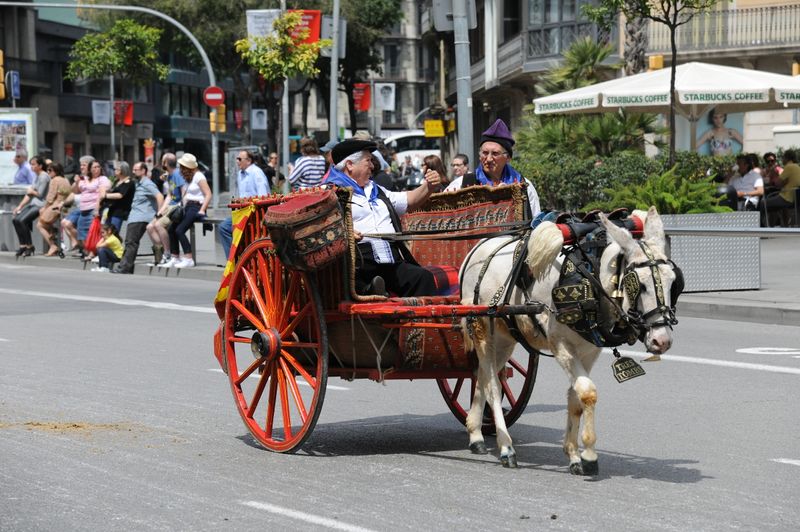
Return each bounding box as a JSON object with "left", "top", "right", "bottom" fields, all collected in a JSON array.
[
  {"left": 288, "top": 10, "right": 322, "bottom": 44},
  {"left": 92, "top": 101, "right": 111, "bottom": 125},
  {"left": 114, "top": 100, "right": 134, "bottom": 126},
  {"left": 353, "top": 83, "right": 371, "bottom": 112}
]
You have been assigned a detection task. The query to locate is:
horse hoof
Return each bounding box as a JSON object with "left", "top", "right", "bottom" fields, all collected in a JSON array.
[
  {"left": 470, "top": 441, "right": 488, "bottom": 454},
  {"left": 581, "top": 458, "right": 599, "bottom": 476},
  {"left": 501, "top": 453, "right": 518, "bottom": 468},
  {"left": 569, "top": 462, "right": 584, "bottom": 475}
]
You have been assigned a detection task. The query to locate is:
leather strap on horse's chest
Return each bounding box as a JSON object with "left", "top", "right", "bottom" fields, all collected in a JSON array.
[{"left": 552, "top": 249, "right": 639, "bottom": 348}]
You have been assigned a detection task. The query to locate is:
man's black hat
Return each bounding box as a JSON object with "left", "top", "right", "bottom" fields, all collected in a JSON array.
[{"left": 331, "top": 139, "right": 378, "bottom": 165}]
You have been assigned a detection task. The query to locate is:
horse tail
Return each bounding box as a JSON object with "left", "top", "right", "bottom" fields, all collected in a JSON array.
[{"left": 527, "top": 221, "right": 563, "bottom": 281}]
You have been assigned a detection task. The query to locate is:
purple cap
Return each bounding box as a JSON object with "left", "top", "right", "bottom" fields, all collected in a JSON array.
[{"left": 480, "top": 119, "right": 515, "bottom": 157}]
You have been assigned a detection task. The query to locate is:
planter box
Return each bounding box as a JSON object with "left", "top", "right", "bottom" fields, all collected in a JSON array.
[{"left": 662, "top": 212, "right": 760, "bottom": 292}]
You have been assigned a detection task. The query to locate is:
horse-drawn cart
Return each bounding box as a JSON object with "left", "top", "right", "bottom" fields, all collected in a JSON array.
[{"left": 212, "top": 184, "right": 541, "bottom": 452}]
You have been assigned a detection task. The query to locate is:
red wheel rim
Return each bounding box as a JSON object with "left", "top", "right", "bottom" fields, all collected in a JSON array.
[
  {"left": 224, "top": 239, "right": 328, "bottom": 452},
  {"left": 437, "top": 352, "right": 539, "bottom": 433}
]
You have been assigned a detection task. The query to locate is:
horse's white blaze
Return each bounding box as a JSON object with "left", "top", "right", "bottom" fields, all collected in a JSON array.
[{"left": 459, "top": 207, "right": 676, "bottom": 473}]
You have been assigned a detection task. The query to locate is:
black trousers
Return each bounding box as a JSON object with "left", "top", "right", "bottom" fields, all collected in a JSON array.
[
  {"left": 759, "top": 192, "right": 793, "bottom": 226},
  {"left": 355, "top": 257, "right": 436, "bottom": 297},
  {"left": 117, "top": 222, "right": 147, "bottom": 273},
  {"left": 12, "top": 204, "right": 40, "bottom": 247}
]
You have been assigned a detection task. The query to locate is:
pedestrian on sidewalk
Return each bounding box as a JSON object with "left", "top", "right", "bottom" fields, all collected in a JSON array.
[
  {"left": 146, "top": 153, "right": 185, "bottom": 266},
  {"left": 217, "top": 149, "right": 270, "bottom": 257},
  {"left": 12, "top": 155, "right": 50, "bottom": 257},
  {"left": 91, "top": 223, "right": 123, "bottom": 272},
  {"left": 37, "top": 162, "right": 72, "bottom": 257},
  {"left": 112, "top": 162, "right": 163, "bottom": 274},
  {"left": 101, "top": 161, "right": 136, "bottom": 232},
  {"left": 164, "top": 153, "right": 212, "bottom": 269}
]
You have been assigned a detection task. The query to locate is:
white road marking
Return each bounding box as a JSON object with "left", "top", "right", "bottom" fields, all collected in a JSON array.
[
  {"left": 772, "top": 458, "right": 800, "bottom": 467},
  {"left": 0, "top": 338, "right": 8, "bottom": 342},
  {"left": 737, "top": 347, "right": 800, "bottom": 356},
  {"left": 241, "top": 501, "right": 376, "bottom": 532},
  {"left": 0, "top": 288, "right": 215, "bottom": 314},
  {"left": 207, "top": 368, "right": 350, "bottom": 390},
  {"left": 606, "top": 349, "right": 800, "bottom": 376}
]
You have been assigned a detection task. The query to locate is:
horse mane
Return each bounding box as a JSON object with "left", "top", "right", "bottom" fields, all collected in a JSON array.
[{"left": 527, "top": 221, "right": 563, "bottom": 281}]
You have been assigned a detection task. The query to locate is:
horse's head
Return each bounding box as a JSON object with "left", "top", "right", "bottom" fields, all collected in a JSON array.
[{"left": 600, "top": 207, "right": 682, "bottom": 355}]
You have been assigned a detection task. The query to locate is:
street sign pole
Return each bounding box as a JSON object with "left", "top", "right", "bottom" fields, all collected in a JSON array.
[
  {"left": 281, "top": 0, "right": 290, "bottom": 193},
  {"left": 329, "top": 0, "right": 340, "bottom": 142},
  {"left": 452, "top": 0, "right": 474, "bottom": 165}
]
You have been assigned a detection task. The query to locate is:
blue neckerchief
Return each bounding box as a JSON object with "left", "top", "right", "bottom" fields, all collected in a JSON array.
[
  {"left": 325, "top": 166, "right": 379, "bottom": 204},
  {"left": 474, "top": 163, "right": 522, "bottom": 186}
]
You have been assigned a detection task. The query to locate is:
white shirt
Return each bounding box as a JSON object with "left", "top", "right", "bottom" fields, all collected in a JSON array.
[
  {"left": 352, "top": 182, "right": 408, "bottom": 264},
  {"left": 729, "top": 170, "right": 763, "bottom": 208},
  {"left": 183, "top": 171, "right": 207, "bottom": 204},
  {"left": 445, "top": 176, "right": 542, "bottom": 218}
]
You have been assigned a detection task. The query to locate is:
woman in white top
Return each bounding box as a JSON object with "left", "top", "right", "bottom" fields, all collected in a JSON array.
[{"left": 165, "top": 153, "right": 212, "bottom": 268}]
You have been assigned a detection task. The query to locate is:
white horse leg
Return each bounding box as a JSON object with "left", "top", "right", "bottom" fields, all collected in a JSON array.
[
  {"left": 466, "top": 334, "right": 490, "bottom": 455},
  {"left": 564, "top": 385, "right": 583, "bottom": 473},
  {"left": 487, "top": 362, "right": 517, "bottom": 468},
  {"left": 573, "top": 375, "right": 599, "bottom": 475},
  {"left": 553, "top": 340, "right": 600, "bottom": 476}
]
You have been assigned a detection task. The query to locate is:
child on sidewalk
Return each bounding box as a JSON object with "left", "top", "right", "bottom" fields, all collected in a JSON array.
[{"left": 91, "top": 224, "right": 124, "bottom": 272}]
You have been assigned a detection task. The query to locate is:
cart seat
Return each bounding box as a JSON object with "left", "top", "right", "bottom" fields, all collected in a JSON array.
[{"left": 424, "top": 264, "right": 460, "bottom": 297}]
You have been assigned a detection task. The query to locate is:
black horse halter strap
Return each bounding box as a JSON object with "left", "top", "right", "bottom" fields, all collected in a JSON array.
[{"left": 623, "top": 241, "right": 678, "bottom": 332}]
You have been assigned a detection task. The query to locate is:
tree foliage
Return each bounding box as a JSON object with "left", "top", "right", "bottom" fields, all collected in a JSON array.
[
  {"left": 584, "top": 166, "right": 731, "bottom": 214},
  {"left": 585, "top": 0, "right": 720, "bottom": 165},
  {"left": 517, "top": 37, "right": 664, "bottom": 163},
  {"left": 235, "top": 12, "right": 330, "bottom": 83},
  {"left": 65, "top": 18, "right": 168, "bottom": 86}
]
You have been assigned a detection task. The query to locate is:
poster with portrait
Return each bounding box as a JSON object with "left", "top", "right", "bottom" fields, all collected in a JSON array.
[
  {"left": 695, "top": 109, "right": 744, "bottom": 156},
  {"left": 0, "top": 108, "right": 37, "bottom": 186},
  {"left": 251, "top": 109, "right": 268, "bottom": 130},
  {"left": 375, "top": 83, "right": 395, "bottom": 111}
]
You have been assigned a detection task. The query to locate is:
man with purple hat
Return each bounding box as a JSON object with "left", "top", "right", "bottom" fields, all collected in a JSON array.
[
  {"left": 324, "top": 138, "right": 441, "bottom": 297},
  {"left": 445, "top": 118, "right": 540, "bottom": 218}
]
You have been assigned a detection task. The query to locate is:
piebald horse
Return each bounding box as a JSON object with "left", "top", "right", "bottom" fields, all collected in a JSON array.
[{"left": 459, "top": 207, "right": 679, "bottom": 473}]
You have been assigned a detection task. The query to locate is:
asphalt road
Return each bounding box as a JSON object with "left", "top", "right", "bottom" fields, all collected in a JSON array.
[{"left": 1, "top": 263, "right": 799, "bottom": 531}]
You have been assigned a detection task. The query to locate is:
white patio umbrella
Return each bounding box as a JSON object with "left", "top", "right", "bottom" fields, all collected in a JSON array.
[{"left": 533, "top": 62, "right": 800, "bottom": 150}]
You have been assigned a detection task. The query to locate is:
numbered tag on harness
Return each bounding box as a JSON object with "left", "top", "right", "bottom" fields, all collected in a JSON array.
[{"left": 611, "top": 356, "right": 646, "bottom": 383}]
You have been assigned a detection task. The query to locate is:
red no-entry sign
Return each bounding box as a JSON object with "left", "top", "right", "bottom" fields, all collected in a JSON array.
[{"left": 203, "top": 86, "right": 225, "bottom": 107}]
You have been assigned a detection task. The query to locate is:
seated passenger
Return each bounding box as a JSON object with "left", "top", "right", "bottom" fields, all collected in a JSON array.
[
  {"left": 324, "top": 139, "right": 441, "bottom": 297},
  {"left": 445, "top": 119, "right": 541, "bottom": 219},
  {"left": 729, "top": 154, "right": 763, "bottom": 211}
]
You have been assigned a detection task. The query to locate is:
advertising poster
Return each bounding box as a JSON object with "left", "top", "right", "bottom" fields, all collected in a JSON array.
[
  {"left": 0, "top": 108, "right": 37, "bottom": 186},
  {"left": 695, "top": 108, "right": 744, "bottom": 156}
]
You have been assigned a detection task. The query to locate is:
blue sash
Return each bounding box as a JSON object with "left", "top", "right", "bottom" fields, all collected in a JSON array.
[
  {"left": 324, "top": 167, "right": 379, "bottom": 204},
  {"left": 475, "top": 163, "right": 523, "bottom": 186}
]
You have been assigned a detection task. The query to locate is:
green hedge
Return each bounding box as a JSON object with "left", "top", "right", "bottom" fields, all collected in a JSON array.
[{"left": 518, "top": 150, "right": 738, "bottom": 213}]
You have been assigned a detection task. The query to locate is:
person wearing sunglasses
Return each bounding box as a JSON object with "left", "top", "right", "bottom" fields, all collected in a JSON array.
[
  {"left": 217, "top": 150, "right": 270, "bottom": 255},
  {"left": 445, "top": 118, "right": 540, "bottom": 219}
]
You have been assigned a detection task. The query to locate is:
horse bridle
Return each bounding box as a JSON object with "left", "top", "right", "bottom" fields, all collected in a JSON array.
[{"left": 618, "top": 241, "right": 682, "bottom": 339}]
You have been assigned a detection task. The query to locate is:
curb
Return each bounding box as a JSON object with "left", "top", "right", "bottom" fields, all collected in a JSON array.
[{"left": 0, "top": 252, "right": 224, "bottom": 283}]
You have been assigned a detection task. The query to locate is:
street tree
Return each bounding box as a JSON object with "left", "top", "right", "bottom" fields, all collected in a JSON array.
[
  {"left": 66, "top": 18, "right": 169, "bottom": 160},
  {"left": 235, "top": 11, "right": 331, "bottom": 152},
  {"left": 518, "top": 38, "right": 662, "bottom": 161},
  {"left": 311, "top": 0, "right": 403, "bottom": 136},
  {"left": 585, "top": 0, "right": 720, "bottom": 165}
]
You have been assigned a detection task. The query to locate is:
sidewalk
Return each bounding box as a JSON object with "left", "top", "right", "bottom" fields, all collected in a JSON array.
[{"left": 1, "top": 236, "right": 798, "bottom": 326}]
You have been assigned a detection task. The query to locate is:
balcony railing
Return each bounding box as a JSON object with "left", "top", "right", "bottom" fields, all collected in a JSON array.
[{"left": 648, "top": 5, "right": 800, "bottom": 53}]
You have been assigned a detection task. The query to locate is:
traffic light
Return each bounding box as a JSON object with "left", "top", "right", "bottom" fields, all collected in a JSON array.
[
  {"left": 0, "top": 49, "right": 6, "bottom": 100},
  {"left": 209, "top": 109, "right": 217, "bottom": 132},
  {"left": 216, "top": 104, "right": 226, "bottom": 133}
]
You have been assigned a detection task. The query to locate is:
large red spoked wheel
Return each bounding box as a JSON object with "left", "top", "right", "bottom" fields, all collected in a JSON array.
[
  {"left": 437, "top": 351, "right": 539, "bottom": 434},
  {"left": 224, "top": 239, "right": 328, "bottom": 452}
]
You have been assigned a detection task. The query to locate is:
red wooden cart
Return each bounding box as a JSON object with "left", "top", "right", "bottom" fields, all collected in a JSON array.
[{"left": 212, "top": 184, "right": 541, "bottom": 452}]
